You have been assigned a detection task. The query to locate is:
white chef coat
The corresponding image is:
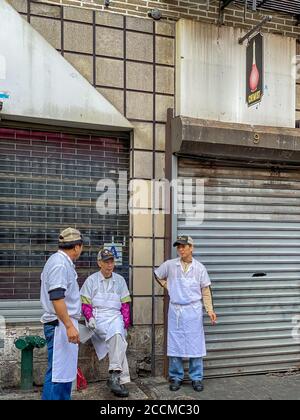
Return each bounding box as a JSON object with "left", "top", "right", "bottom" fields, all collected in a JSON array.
[{"left": 155, "top": 257, "right": 211, "bottom": 358}]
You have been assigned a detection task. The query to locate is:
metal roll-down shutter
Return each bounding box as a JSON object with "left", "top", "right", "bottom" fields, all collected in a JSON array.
[
  {"left": 178, "top": 158, "right": 300, "bottom": 377},
  {"left": 0, "top": 126, "right": 129, "bottom": 317}
]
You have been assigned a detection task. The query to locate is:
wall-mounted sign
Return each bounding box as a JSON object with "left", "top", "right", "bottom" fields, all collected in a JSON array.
[
  {"left": 0, "top": 91, "right": 9, "bottom": 100},
  {"left": 104, "top": 243, "right": 123, "bottom": 266},
  {"left": 246, "top": 33, "right": 264, "bottom": 107}
]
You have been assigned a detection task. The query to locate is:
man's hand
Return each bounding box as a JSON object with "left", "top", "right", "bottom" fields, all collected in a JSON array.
[
  {"left": 66, "top": 324, "right": 80, "bottom": 344},
  {"left": 88, "top": 317, "right": 97, "bottom": 330},
  {"left": 208, "top": 311, "right": 217, "bottom": 325}
]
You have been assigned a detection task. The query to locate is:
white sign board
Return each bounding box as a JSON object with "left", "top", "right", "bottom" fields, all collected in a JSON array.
[
  {"left": 104, "top": 243, "right": 123, "bottom": 266},
  {"left": 176, "top": 20, "right": 296, "bottom": 128}
]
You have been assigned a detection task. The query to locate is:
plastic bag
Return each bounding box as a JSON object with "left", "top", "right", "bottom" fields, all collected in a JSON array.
[{"left": 77, "top": 367, "right": 88, "bottom": 391}]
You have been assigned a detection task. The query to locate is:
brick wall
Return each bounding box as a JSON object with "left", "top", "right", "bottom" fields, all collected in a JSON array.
[{"left": 10, "top": 0, "right": 300, "bottom": 38}]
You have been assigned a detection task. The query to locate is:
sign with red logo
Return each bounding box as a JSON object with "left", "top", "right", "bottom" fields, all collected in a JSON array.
[{"left": 246, "top": 33, "right": 264, "bottom": 107}]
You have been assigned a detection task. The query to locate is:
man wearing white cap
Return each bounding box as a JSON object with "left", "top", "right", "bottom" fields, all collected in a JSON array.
[
  {"left": 154, "top": 235, "right": 217, "bottom": 392},
  {"left": 40, "top": 227, "right": 84, "bottom": 400},
  {"left": 80, "top": 249, "right": 131, "bottom": 398}
]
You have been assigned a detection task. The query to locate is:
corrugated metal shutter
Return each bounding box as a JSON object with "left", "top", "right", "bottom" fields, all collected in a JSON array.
[
  {"left": 0, "top": 126, "right": 129, "bottom": 319},
  {"left": 178, "top": 158, "right": 300, "bottom": 376}
]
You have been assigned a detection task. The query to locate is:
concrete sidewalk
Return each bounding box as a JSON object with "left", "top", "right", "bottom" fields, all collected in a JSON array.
[
  {"left": 137, "top": 372, "right": 300, "bottom": 400},
  {"left": 0, "top": 372, "right": 299, "bottom": 400}
]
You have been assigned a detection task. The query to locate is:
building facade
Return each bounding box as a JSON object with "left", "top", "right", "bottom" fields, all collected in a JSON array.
[{"left": 0, "top": 0, "right": 300, "bottom": 387}]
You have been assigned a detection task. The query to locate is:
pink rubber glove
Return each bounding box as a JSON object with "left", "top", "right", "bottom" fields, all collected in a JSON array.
[
  {"left": 82, "top": 303, "right": 93, "bottom": 322},
  {"left": 120, "top": 303, "right": 131, "bottom": 330}
]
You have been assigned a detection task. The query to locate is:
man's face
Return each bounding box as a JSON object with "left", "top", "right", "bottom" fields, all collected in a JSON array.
[
  {"left": 73, "top": 244, "right": 83, "bottom": 260},
  {"left": 177, "top": 244, "right": 193, "bottom": 259},
  {"left": 98, "top": 258, "right": 115, "bottom": 277}
]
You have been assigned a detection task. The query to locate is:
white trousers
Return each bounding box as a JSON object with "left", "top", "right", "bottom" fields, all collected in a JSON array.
[{"left": 108, "top": 333, "right": 131, "bottom": 385}]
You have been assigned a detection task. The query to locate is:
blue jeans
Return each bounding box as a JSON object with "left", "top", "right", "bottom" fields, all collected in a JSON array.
[
  {"left": 169, "top": 357, "right": 203, "bottom": 382},
  {"left": 42, "top": 324, "right": 73, "bottom": 400}
]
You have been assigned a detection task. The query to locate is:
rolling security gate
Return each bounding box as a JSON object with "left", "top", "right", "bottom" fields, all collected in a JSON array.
[
  {"left": 0, "top": 127, "right": 129, "bottom": 307},
  {"left": 178, "top": 158, "right": 300, "bottom": 376}
]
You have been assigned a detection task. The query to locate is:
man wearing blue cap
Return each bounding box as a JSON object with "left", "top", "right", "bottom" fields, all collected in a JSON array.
[{"left": 80, "top": 249, "right": 131, "bottom": 398}]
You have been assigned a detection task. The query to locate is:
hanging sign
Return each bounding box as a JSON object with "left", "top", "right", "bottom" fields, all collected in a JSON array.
[{"left": 246, "top": 33, "right": 264, "bottom": 107}]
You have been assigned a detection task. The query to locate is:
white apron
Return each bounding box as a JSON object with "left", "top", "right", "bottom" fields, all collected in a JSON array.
[
  {"left": 52, "top": 318, "right": 79, "bottom": 383},
  {"left": 91, "top": 284, "right": 126, "bottom": 360},
  {"left": 168, "top": 275, "right": 206, "bottom": 358}
]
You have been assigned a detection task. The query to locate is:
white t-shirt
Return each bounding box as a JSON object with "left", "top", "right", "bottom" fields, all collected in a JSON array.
[
  {"left": 154, "top": 258, "right": 211, "bottom": 305},
  {"left": 40, "top": 250, "right": 81, "bottom": 323}
]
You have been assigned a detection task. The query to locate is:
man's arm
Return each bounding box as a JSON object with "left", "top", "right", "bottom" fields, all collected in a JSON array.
[
  {"left": 153, "top": 262, "right": 169, "bottom": 289},
  {"left": 81, "top": 295, "right": 94, "bottom": 322},
  {"left": 154, "top": 272, "right": 168, "bottom": 289},
  {"left": 80, "top": 277, "right": 97, "bottom": 329},
  {"left": 120, "top": 302, "right": 131, "bottom": 329},
  {"left": 201, "top": 286, "right": 217, "bottom": 325},
  {"left": 52, "top": 299, "right": 80, "bottom": 344}
]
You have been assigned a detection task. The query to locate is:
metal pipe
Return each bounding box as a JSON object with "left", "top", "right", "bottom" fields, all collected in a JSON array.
[
  {"left": 20, "top": 348, "right": 34, "bottom": 391},
  {"left": 15, "top": 336, "right": 46, "bottom": 391},
  {"left": 244, "top": 0, "right": 248, "bottom": 21},
  {"left": 238, "top": 15, "right": 272, "bottom": 44}
]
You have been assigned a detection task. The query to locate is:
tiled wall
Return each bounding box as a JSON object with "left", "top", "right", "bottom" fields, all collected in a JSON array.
[{"left": 6, "top": 0, "right": 176, "bottom": 333}]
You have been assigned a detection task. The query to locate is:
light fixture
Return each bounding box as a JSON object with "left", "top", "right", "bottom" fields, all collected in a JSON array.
[{"left": 148, "top": 9, "right": 162, "bottom": 20}]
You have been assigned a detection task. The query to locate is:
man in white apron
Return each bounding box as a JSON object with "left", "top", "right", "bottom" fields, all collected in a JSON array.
[
  {"left": 40, "top": 227, "right": 84, "bottom": 400},
  {"left": 80, "top": 249, "right": 131, "bottom": 398},
  {"left": 154, "top": 235, "right": 217, "bottom": 392}
]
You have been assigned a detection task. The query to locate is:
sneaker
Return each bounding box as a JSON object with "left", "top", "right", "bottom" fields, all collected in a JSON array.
[
  {"left": 169, "top": 379, "right": 182, "bottom": 391},
  {"left": 192, "top": 380, "right": 204, "bottom": 392},
  {"left": 107, "top": 372, "right": 129, "bottom": 398}
]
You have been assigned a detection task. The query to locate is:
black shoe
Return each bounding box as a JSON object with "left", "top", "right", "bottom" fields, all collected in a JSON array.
[
  {"left": 192, "top": 380, "right": 204, "bottom": 392},
  {"left": 169, "top": 379, "right": 182, "bottom": 391},
  {"left": 107, "top": 372, "right": 129, "bottom": 398},
  {"left": 113, "top": 384, "right": 129, "bottom": 398}
]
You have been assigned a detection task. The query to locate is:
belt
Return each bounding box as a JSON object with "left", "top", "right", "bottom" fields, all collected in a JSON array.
[{"left": 44, "top": 319, "right": 59, "bottom": 327}]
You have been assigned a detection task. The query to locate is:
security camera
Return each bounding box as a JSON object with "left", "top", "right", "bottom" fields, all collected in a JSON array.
[
  {"left": 104, "top": 0, "right": 110, "bottom": 7},
  {"left": 148, "top": 9, "right": 162, "bottom": 20}
]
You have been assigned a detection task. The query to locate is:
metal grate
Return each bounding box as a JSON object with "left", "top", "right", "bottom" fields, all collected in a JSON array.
[
  {"left": 0, "top": 127, "right": 130, "bottom": 300},
  {"left": 235, "top": 0, "right": 300, "bottom": 17},
  {"left": 178, "top": 159, "right": 300, "bottom": 376}
]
